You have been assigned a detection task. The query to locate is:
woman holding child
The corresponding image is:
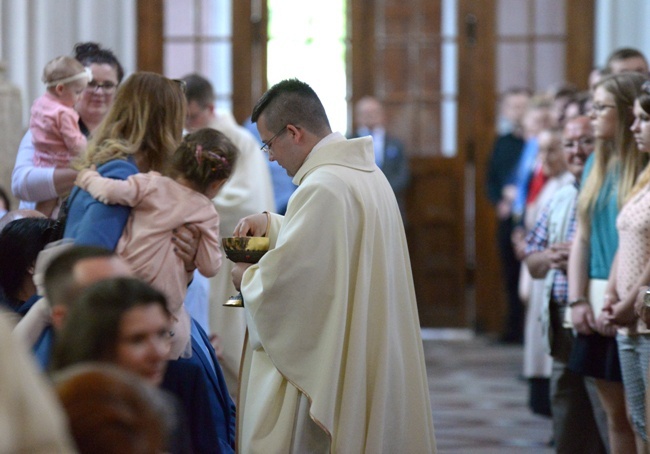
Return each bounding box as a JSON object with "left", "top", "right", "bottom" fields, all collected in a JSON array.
[
  {"left": 12, "top": 42, "right": 124, "bottom": 210},
  {"left": 61, "top": 72, "right": 236, "bottom": 451},
  {"left": 63, "top": 72, "right": 187, "bottom": 250}
]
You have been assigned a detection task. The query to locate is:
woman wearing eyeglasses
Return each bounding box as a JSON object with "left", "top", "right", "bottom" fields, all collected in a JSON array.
[
  {"left": 11, "top": 42, "right": 124, "bottom": 213},
  {"left": 567, "top": 72, "right": 647, "bottom": 454},
  {"left": 50, "top": 278, "right": 193, "bottom": 453}
]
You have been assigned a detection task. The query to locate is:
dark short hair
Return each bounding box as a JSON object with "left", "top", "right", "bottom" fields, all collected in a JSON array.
[
  {"left": 44, "top": 245, "right": 114, "bottom": 308},
  {"left": 0, "top": 217, "right": 55, "bottom": 301},
  {"left": 73, "top": 42, "right": 125, "bottom": 83},
  {"left": 606, "top": 47, "right": 648, "bottom": 71},
  {"left": 251, "top": 78, "right": 331, "bottom": 136},
  {"left": 181, "top": 73, "right": 215, "bottom": 107},
  {"left": 51, "top": 277, "right": 170, "bottom": 373}
]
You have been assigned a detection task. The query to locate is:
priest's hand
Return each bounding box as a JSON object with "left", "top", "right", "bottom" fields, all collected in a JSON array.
[
  {"left": 233, "top": 212, "right": 270, "bottom": 237},
  {"left": 232, "top": 262, "right": 253, "bottom": 291}
]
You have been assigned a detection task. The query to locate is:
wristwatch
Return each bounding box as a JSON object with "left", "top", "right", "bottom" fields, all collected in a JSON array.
[
  {"left": 568, "top": 297, "right": 588, "bottom": 307},
  {"left": 644, "top": 289, "right": 650, "bottom": 308}
]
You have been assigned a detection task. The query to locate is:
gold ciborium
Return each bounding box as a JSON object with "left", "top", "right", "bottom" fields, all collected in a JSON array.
[{"left": 222, "top": 236, "right": 270, "bottom": 307}]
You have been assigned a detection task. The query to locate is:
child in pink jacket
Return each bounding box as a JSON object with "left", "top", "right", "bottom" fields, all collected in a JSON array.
[
  {"left": 76, "top": 128, "right": 238, "bottom": 359},
  {"left": 31, "top": 55, "right": 91, "bottom": 217}
]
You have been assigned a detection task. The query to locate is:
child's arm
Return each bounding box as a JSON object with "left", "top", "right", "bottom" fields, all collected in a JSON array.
[
  {"left": 76, "top": 169, "right": 151, "bottom": 207},
  {"left": 58, "top": 110, "right": 87, "bottom": 156},
  {"left": 193, "top": 210, "right": 223, "bottom": 278}
]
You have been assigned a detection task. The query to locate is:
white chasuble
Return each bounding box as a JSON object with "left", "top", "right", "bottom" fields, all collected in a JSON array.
[{"left": 238, "top": 133, "right": 436, "bottom": 453}]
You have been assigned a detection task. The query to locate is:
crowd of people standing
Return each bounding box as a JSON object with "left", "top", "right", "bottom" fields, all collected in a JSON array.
[{"left": 487, "top": 47, "right": 650, "bottom": 453}]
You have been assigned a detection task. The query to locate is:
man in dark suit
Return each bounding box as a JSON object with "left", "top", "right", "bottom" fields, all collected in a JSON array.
[
  {"left": 353, "top": 96, "right": 410, "bottom": 218},
  {"left": 486, "top": 87, "right": 530, "bottom": 344}
]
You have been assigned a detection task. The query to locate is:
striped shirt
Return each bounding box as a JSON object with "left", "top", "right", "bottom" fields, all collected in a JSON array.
[{"left": 524, "top": 185, "right": 578, "bottom": 303}]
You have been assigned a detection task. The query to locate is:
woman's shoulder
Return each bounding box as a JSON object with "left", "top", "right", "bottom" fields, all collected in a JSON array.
[{"left": 96, "top": 159, "right": 139, "bottom": 180}]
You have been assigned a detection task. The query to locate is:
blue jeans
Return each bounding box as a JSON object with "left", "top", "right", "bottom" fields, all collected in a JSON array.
[{"left": 617, "top": 333, "right": 650, "bottom": 440}]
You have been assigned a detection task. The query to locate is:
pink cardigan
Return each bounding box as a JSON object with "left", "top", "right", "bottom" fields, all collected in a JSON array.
[
  {"left": 30, "top": 92, "right": 86, "bottom": 168},
  {"left": 77, "top": 169, "right": 223, "bottom": 358}
]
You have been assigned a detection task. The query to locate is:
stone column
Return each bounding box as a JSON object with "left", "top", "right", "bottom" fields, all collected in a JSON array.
[{"left": 0, "top": 61, "right": 23, "bottom": 210}]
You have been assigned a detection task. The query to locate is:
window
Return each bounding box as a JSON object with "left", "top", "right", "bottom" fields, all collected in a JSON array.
[
  {"left": 163, "top": 0, "right": 233, "bottom": 112},
  {"left": 267, "top": 0, "right": 348, "bottom": 132}
]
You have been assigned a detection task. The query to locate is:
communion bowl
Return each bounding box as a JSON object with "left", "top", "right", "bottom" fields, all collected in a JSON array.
[{"left": 222, "top": 236, "right": 270, "bottom": 263}]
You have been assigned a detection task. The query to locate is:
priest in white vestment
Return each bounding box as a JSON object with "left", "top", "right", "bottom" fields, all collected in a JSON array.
[{"left": 232, "top": 79, "right": 436, "bottom": 453}]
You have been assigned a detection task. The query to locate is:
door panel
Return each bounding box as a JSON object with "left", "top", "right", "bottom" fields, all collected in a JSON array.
[
  {"left": 406, "top": 157, "right": 466, "bottom": 327},
  {"left": 460, "top": 0, "right": 499, "bottom": 333},
  {"left": 353, "top": 0, "right": 467, "bottom": 328}
]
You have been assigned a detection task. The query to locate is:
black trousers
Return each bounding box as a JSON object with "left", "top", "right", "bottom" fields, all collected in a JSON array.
[{"left": 497, "top": 216, "right": 523, "bottom": 342}]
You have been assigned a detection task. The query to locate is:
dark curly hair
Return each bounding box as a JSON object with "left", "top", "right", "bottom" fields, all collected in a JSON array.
[
  {"left": 73, "top": 42, "right": 124, "bottom": 83},
  {"left": 0, "top": 217, "right": 55, "bottom": 303}
]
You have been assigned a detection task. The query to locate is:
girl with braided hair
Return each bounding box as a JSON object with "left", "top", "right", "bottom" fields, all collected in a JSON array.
[{"left": 75, "top": 128, "right": 238, "bottom": 359}]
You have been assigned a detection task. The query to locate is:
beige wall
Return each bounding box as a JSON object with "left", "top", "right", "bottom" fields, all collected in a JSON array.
[{"left": 0, "top": 68, "right": 21, "bottom": 209}]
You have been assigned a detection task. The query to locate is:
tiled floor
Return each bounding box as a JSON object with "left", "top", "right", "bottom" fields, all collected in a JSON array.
[{"left": 425, "top": 335, "right": 554, "bottom": 453}]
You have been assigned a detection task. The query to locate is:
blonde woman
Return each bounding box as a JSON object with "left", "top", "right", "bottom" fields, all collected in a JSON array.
[
  {"left": 63, "top": 72, "right": 189, "bottom": 251},
  {"left": 567, "top": 72, "right": 647, "bottom": 453}
]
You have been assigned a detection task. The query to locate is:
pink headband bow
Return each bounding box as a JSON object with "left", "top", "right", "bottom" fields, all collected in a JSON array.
[{"left": 195, "top": 145, "right": 229, "bottom": 169}]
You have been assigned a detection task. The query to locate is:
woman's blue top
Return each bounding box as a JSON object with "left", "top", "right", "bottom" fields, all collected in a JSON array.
[
  {"left": 581, "top": 154, "right": 619, "bottom": 279},
  {"left": 63, "top": 158, "right": 138, "bottom": 251}
]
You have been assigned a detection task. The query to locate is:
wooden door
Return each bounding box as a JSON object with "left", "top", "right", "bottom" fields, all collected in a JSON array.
[
  {"left": 351, "top": 0, "right": 474, "bottom": 328},
  {"left": 462, "top": 0, "right": 498, "bottom": 333},
  {"left": 406, "top": 157, "right": 467, "bottom": 327}
]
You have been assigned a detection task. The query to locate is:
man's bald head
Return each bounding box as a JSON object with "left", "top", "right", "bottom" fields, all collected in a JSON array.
[{"left": 563, "top": 115, "right": 592, "bottom": 135}]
